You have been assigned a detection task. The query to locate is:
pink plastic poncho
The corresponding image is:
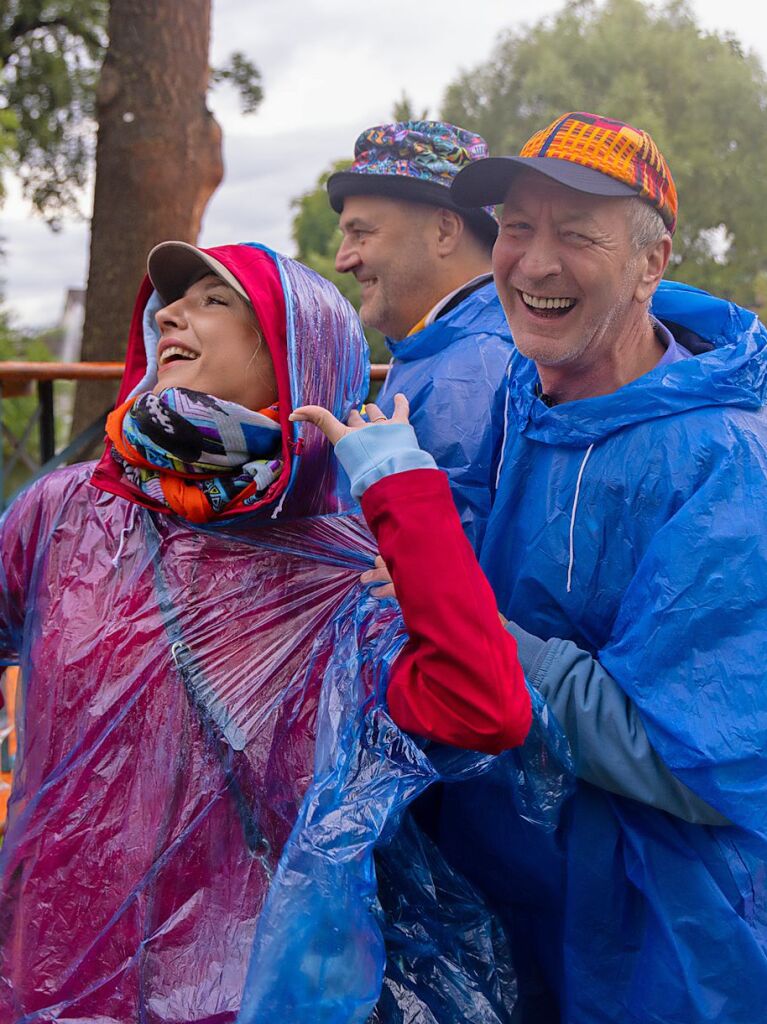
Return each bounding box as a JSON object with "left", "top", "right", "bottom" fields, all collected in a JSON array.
[{"left": 0, "top": 244, "right": 381, "bottom": 1021}]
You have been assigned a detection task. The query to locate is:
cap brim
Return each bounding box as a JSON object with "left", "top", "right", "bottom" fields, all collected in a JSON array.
[
  {"left": 327, "top": 171, "right": 462, "bottom": 214},
  {"left": 147, "top": 242, "right": 250, "bottom": 305},
  {"left": 451, "top": 156, "right": 637, "bottom": 208},
  {"left": 326, "top": 171, "right": 498, "bottom": 243}
]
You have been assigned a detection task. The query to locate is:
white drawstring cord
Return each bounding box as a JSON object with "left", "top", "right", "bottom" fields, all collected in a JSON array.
[
  {"left": 270, "top": 489, "right": 288, "bottom": 520},
  {"left": 567, "top": 444, "right": 595, "bottom": 594},
  {"left": 111, "top": 504, "right": 138, "bottom": 568},
  {"left": 494, "top": 365, "right": 514, "bottom": 491}
]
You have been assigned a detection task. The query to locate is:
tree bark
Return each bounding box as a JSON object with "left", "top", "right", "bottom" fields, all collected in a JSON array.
[{"left": 71, "top": 0, "right": 223, "bottom": 441}]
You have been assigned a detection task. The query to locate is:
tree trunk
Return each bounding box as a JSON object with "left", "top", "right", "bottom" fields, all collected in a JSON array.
[{"left": 71, "top": 0, "right": 223, "bottom": 441}]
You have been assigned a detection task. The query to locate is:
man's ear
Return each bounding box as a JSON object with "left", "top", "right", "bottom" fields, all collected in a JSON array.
[
  {"left": 435, "top": 208, "right": 464, "bottom": 256},
  {"left": 634, "top": 235, "right": 672, "bottom": 303}
]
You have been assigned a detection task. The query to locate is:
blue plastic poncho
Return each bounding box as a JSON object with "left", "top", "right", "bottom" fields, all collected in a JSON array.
[
  {"left": 449, "top": 279, "right": 767, "bottom": 1023},
  {"left": 376, "top": 281, "right": 513, "bottom": 551}
]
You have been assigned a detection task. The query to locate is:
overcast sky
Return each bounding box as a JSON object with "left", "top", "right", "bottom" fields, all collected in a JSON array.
[{"left": 3, "top": 0, "right": 767, "bottom": 329}]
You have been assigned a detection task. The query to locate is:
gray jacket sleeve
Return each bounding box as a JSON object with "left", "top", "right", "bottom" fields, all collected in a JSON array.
[{"left": 505, "top": 620, "right": 730, "bottom": 826}]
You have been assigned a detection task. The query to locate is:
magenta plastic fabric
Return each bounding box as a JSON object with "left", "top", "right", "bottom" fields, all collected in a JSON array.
[{"left": 0, "top": 246, "right": 378, "bottom": 1020}]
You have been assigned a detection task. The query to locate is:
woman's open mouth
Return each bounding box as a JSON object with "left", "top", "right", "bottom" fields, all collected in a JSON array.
[{"left": 158, "top": 344, "right": 199, "bottom": 367}]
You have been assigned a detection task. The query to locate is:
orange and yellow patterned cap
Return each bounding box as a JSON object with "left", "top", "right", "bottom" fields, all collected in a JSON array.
[{"left": 452, "top": 111, "right": 677, "bottom": 234}]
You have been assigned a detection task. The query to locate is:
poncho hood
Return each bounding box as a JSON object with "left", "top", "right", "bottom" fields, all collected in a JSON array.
[
  {"left": 91, "top": 243, "right": 369, "bottom": 520},
  {"left": 507, "top": 280, "right": 767, "bottom": 447}
]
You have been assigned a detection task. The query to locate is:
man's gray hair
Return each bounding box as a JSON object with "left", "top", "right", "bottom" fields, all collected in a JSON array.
[{"left": 627, "top": 198, "right": 669, "bottom": 251}]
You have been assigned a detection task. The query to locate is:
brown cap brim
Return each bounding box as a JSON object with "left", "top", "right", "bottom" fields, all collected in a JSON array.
[{"left": 147, "top": 242, "right": 251, "bottom": 306}]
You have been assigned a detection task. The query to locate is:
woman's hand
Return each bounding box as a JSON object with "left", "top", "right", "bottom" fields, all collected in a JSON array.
[
  {"left": 289, "top": 393, "right": 410, "bottom": 445},
  {"left": 290, "top": 391, "right": 412, "bottom": 602}
]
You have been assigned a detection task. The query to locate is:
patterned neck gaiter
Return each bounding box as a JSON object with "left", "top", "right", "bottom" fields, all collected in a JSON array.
[{"left": 106, "top": 387, "right": 283, "bottom": 523}]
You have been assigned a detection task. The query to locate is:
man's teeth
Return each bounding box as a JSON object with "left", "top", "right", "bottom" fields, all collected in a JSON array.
[
  {"left": 521, "top": 292, "right": 576, "bottom": 310},
  {"left": 160, "top": 346, "right": 197, "bottom": 365}
]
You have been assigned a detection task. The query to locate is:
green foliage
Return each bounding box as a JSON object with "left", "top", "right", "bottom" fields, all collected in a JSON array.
[
  {"left": 211, "top": 51, "right": 263, "bottom": 115},
  {"left": 0, "top": 108, "right": 19, "bottom": 203},
  {"left": 0, "top": 0, "right": 108, "bottom": 227},
  {"left": 292, "top": 159, "right": 350, "bottom": 265},
  {"left": 291, "top": 159, "right": 389, "bottom": 366},
  {"left": 391, "top": 91, "right": 429, "bottom": 123},
  {"left": 1, "top": 4, "right": 263, "bottom": 226},
  {"left": 0, "top": 308, "right": 54, "bottom": 497},
  {"left": 442, "top": 0, "right": 767, "bottom": 307}
]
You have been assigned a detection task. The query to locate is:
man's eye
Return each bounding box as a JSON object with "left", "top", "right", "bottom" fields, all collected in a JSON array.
[
  {"left": 503, "top": 222, "right": 531, "bottom": 233},
  {"left": 203, "top": 294, "right": 227, "bottom": 306},
  {"left": 563, "top": 231, "right": 592, "bottom": 244}
]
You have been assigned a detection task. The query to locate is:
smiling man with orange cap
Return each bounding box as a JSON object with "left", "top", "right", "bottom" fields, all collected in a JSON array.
[{"left": 296, "top": 112, "right": 767, "bottom": 1023}]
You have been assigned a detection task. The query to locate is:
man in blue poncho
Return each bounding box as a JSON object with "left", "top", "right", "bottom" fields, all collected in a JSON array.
[
  {"left": 303, "top": 111, "right": 767, "bottom": 1022},
  {"left": 328, "top": 120, "right": 514, "bottom": 550},
  {"left": 448, "top": 111, "right": 767, "bottom": 1023}
]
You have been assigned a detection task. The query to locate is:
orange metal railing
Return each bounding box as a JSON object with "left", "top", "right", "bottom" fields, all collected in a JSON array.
[
  {"left": 0, "top": 362, "right": 388, "bottom": 384},
  {"left": 0, "top": 362, "right": 126, "bottom": 509},
  {"left": 0, "top": 668, "right": 18, "bottom": 836},
  {"left": 0, "top": 361, "right": 126, "bottom": 384}
]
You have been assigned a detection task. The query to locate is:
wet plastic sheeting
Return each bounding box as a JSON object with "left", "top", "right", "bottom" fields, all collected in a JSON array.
[
  {"left": 0, "top": 488, "right": 385, "bottom": 1018},
  {"left": 237, "top": 593, "right": 573, "bottom": 1024}
]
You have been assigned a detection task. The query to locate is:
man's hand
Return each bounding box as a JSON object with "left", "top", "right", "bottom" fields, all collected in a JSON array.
[
  {"left": 289, "top": 393, "right": 410, "bottom": 445},
  {"left": 361, "top": 554, "right": 396, "bottom": 600}
]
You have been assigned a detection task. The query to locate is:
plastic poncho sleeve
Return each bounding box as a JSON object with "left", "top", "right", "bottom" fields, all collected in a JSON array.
[
  {"left": 596, "top": 429, "right": 767, "bottom": 838},
  {"left": 333, "top": 420, "right": 727, "bottom": 821},
  {"left": 360, "top": 468, "right": 531, "bottom": 753}
]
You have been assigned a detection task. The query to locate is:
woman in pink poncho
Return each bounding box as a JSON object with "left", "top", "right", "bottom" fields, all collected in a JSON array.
[{"left": 0, "top": 241, "right": 380, "bottom": 1021}]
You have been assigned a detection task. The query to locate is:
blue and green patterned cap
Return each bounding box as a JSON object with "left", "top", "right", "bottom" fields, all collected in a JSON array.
[{"left": 327, "top": 120, "right": 498, "bottom": 244}]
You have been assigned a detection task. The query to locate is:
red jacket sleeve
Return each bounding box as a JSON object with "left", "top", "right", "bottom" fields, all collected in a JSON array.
[{"left": 361, "top": 468, "right": 531, "bottom": 755}]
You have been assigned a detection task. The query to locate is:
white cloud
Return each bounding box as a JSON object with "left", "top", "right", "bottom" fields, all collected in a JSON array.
[{"left": 1, "top": 179, "right": 89, "bottom": 330}]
